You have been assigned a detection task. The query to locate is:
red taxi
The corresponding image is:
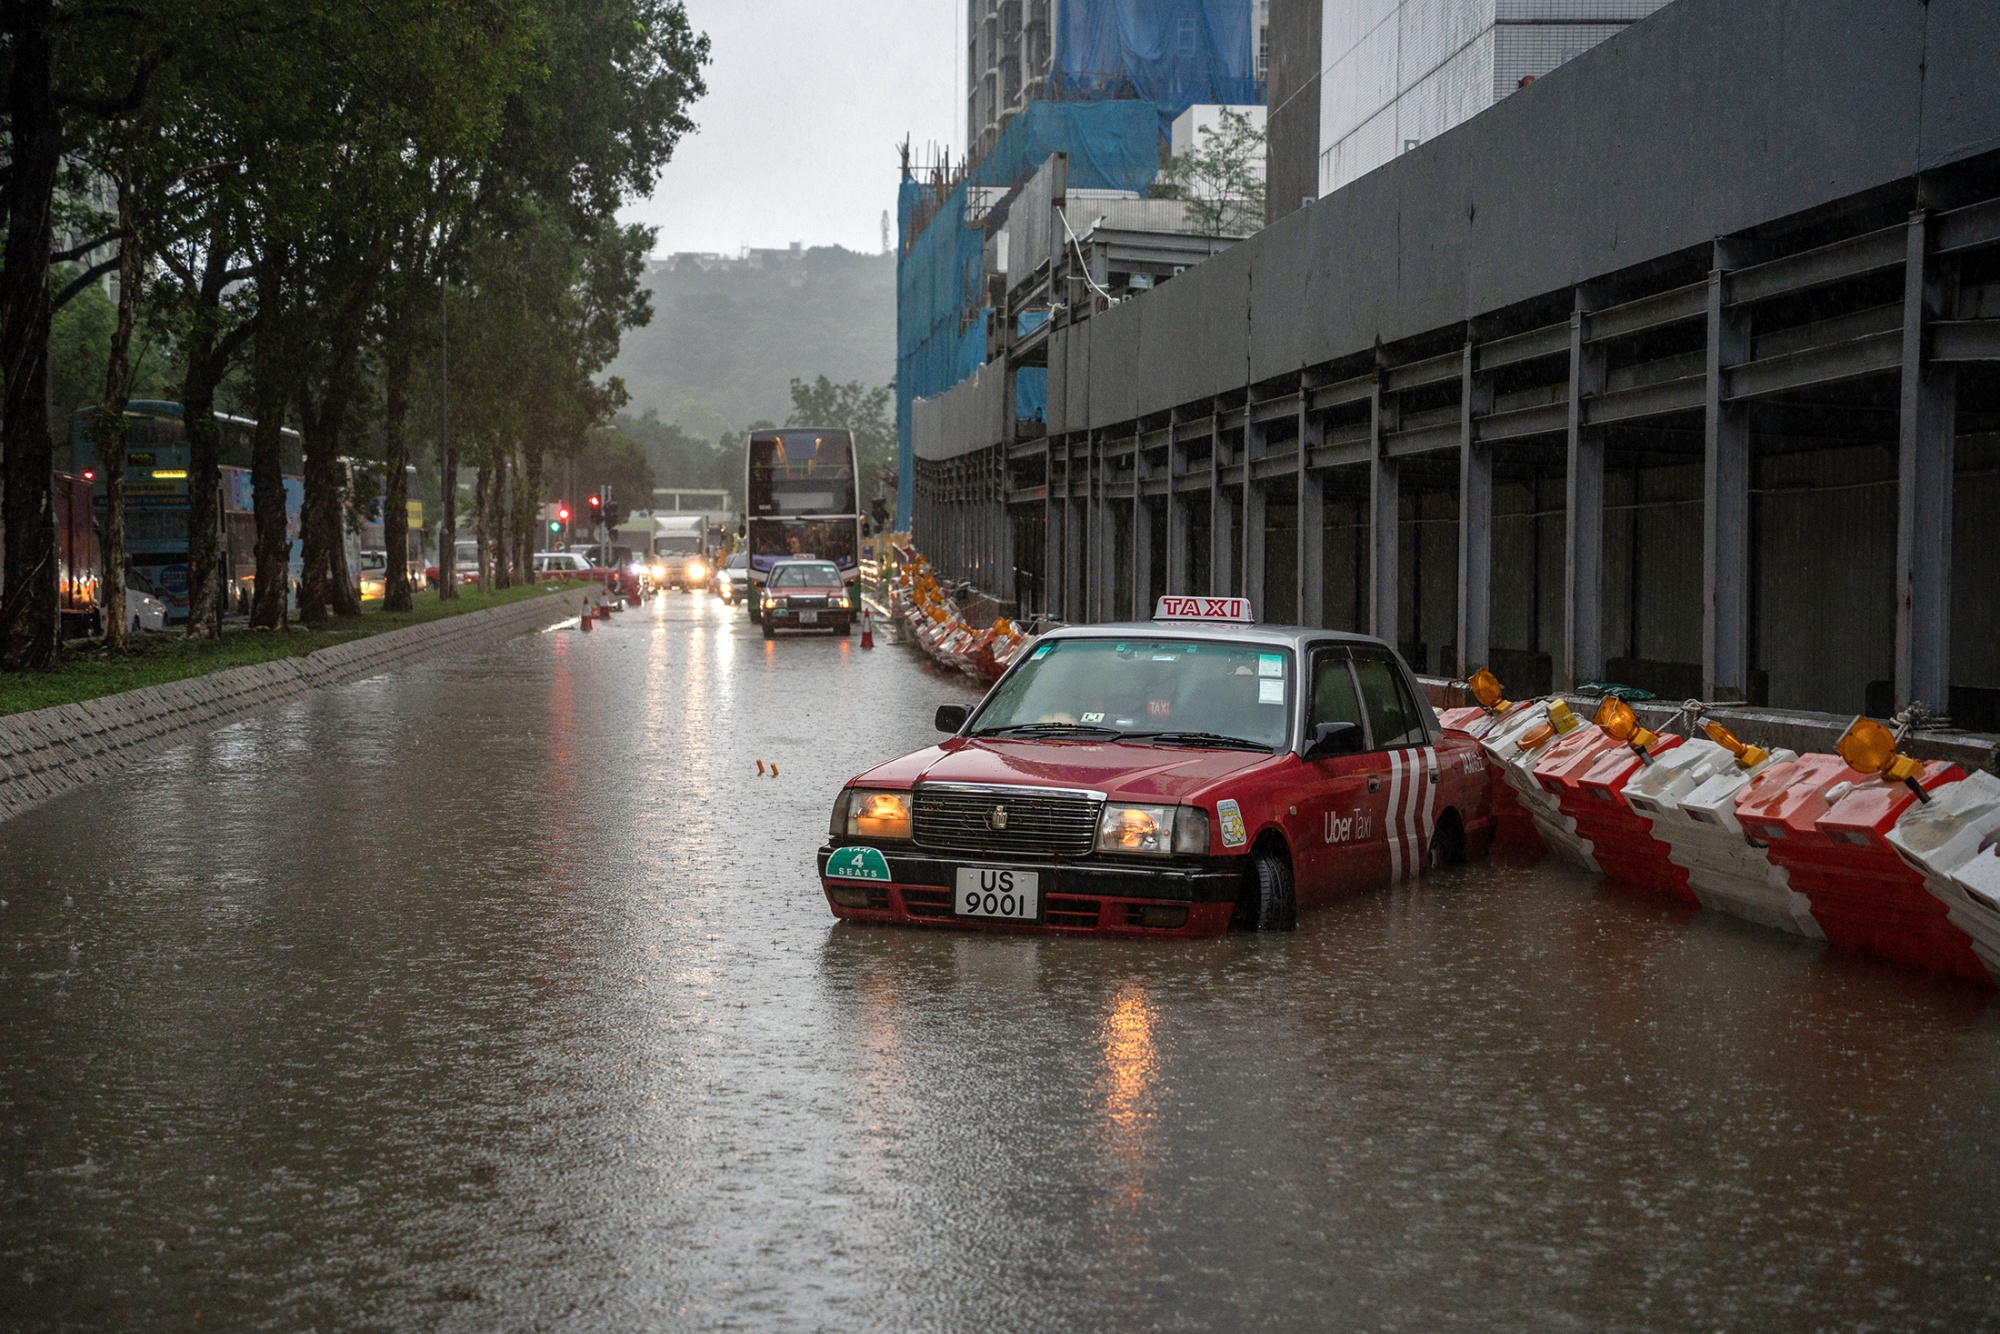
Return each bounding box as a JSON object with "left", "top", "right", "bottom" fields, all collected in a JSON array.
[
  {"left": 761, "top": 558, "right": 854, "bottom": 638},
  {"left": 819, "top": 598, "right": 1494, "bottom": 936}
]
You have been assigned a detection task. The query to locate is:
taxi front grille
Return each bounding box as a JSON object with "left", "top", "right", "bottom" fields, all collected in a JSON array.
[
  {"left": 911, "top": 785, "right": 1101, "bottom": 857},
  {"left": 784, "top": 596, "right": 829, "bottom": 609}
]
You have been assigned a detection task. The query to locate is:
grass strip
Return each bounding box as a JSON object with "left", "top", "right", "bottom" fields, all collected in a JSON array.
[{"left": 0, "top": 584, "right": 565, "bottom": 717}]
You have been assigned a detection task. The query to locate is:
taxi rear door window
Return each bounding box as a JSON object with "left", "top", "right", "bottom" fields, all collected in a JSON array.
[
  {"left": 1309, "top": 650, "right": 1363, "bottom": 731},
  {"left": 1352, "top": 656, "right": 1427, "bottom": 749}
]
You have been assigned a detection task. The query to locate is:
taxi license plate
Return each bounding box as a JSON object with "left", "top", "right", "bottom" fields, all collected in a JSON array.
[
  {"left": 800, "top": 610, "right": 819, "bottom": 624},
  {"left": 954, "top": 867, "right": 1039, "bottom": 920}
]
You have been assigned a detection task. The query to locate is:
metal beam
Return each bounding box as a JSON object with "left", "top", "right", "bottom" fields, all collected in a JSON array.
[
  {"left": 1476, "top": 321, "right": 1570, "bottom": 372},
  {"left": 1476, "top": 399, "right": 1569, "bottom": 443},
  {"left": 1724, "top": 329, "right": 1903, "bottom": 400},
  {"left": 1457, "top": 344, "right": 1492, "bottom": 678},
  {"left": 1564, "top": 302, "right": 1605, "bottom": 689},
  {"left": 1704, "top": 259, "right": 1753, "bottom": 702},
  {"left": 1934, "top": 319, "right": 2000, "bottom": 362},
  {"left": 1586, "top": 281, "right": 1709, "bottom": 343},
  {"left": 1727, "top": 224, "right": 1907, "bottom": 305},
  {"left": 1896, "top": 211, "right": 1956, "bottom": 711}
]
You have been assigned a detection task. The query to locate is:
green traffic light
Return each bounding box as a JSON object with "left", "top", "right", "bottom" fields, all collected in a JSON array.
[{"left": 548, "top": 520, "right": 560, "bottom": 531}]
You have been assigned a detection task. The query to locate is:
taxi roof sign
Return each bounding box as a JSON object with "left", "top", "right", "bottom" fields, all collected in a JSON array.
[{"left": 1155, "top": 595, "right": 1254, "bottom": 623}]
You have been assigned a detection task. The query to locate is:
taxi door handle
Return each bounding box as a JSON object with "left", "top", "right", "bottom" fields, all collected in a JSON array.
[{"left": 1368, "top": 776, "right": 1381, "bottom": 793}]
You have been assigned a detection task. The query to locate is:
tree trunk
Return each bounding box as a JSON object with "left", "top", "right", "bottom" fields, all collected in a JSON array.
[
  {"left": 328, "top": 457, "right": 360, "bottom": 618},
  {"left": 513, "top": 440, "right": 534, "bottom": 587},
  {"left": 95, "top": 196, "right": 141, "bottom": 649},
  {"left": 249, "top": 306, "right": 290, "bottom": 630},
  {"left": 381, "top": 353, "right": 413, "bottom": 612},
  {"left": 0, "top": 1, "right": 62, "bottom": 670},
  {"left": 491, "top": 454, "right": 512, "bottom": 589},
  {"left": 522, "top": 442, "right": 546, "bottom": 584},
  {"left": 181, "top": 301, "right": 226, "bottom": 638},
  {"left": 297, "top": 390, "right": 337, "bottom": 624},
  {"left": 437, "top": 439, "right": 458, "bottom": 599},
  {"left": 473, "top": 463, "right": 490, "bottom": 592}
]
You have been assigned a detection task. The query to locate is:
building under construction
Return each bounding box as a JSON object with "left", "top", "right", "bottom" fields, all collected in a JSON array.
[{"left": 905, "top": 0, "right": 2000, "bottom": 729}]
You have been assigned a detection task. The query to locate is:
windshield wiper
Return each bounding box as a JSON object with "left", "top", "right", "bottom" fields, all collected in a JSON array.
[
  {"left": 1123, "top": 730, "right": 1274, "bottom": 752},
  {"left": 973, "top": 722, "right": 1123, "bottom": 739}
]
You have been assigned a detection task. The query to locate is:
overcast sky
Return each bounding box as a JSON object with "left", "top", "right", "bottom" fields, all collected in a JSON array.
[{"left": 618, "top": 0, "right": 961, "bottom": 258}]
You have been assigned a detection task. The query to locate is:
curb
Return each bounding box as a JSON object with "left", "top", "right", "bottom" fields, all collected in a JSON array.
[{"left": 0, "top": 590, "right": 588, "bottom": 825}]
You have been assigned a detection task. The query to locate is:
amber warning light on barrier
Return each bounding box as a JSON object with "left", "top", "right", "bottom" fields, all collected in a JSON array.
[
  {"left": 1595, "top": 696, "right": 1659, "bottom": 763},
  {"left": 1468, "top": 668, "right": 1511, "bottom": 714},
  {"left": 1835, "top": 715, "right": 1932, "bottom": 804},
  {"left": 1703, "top": 721, "right": 1770, "bottom": 770}
]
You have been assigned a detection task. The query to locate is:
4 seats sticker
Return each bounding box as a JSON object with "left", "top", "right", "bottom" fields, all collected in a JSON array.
[{"left": 826, "top": 847, "right": 892, "bottom": 881}]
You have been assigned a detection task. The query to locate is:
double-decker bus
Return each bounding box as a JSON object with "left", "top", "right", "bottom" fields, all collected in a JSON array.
[
  {"left": 743, "top": 427, "right": 861, "bottom": 620},
  {"left": 65, "top": 401, "right": 304, "bottom": 623}
]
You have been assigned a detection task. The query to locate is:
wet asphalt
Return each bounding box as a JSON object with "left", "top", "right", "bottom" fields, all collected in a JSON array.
[{"left": 3, "top": 593, "right": 1999, "bottom": 1330}]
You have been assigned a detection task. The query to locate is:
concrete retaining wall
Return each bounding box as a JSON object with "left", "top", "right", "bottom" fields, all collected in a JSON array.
[{"left": 0, "top": 590, "right": 589, "bottom": 825}]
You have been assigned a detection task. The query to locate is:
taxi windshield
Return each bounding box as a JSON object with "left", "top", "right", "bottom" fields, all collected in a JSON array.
[
  {"left": 970, "top": 637, "right": 1291, "bottom": 750},
  {"left": 771, "top": 561, "right": 840, "bottom": 587}
]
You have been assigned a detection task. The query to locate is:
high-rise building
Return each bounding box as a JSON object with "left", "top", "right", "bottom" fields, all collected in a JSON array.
[
  {"left": 1315, "top": 0, "right": 1672, "bottom": 197},
  {"left": 964, "top": 0, "right": 1268, "bottom": 161}
]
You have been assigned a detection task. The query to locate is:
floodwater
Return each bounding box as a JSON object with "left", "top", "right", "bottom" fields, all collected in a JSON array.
[{"left": 3, "top": 595, "right": 1998, "bottom": 1330}]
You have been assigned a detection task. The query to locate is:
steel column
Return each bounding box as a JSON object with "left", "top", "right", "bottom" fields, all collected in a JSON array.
[
  {"left": 1132, "top": 464, "right": 1153, "bottom": 617},
  {"left": 1456, "top": 343, "right": 1492, "bottom": 676},
  {"left": 1209, "top": 425, "right": 1232, "bottom": 596},
  {"left": 1564, "top": 301, "right": 1605, "bottom": 689},
  {"left": 1368, "top": 379, "right": 1399, "bottom": 645},
  {"left": 1704, "top": 253, "right": 1753, "bottom": 702},
  {"left": 1166, "top": 419, "right": 1187, "bottom": 594},
  {"left": 1297, "top": 403, "right": 1324, "bottom": 626},
  {"left": 1242, "top": 416, "right": 1266, "bottom": 617},
  {"left": 1896, "top": 211, "right": 1957, "bottom": 711}
]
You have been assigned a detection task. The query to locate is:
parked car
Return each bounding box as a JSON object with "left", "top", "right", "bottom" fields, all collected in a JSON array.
[
  {"left": 426, "top": 542, "right": 481, "bottom": 589},
  {"left": 125, "top": 567, "right": 168, "bottom": 633},
  {"left": 532, "top": 550, "right": 640, "bottom": 601}
]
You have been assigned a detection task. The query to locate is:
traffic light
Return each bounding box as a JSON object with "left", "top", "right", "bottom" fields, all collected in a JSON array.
[
  {"left": 557, "top": 505, "right": 571, "bottom": 523},
  {"left": 587, "top": 495, "right": 602, "bottom": 528},
  {"left": 603, "top": 501, "right": 623, "bottom": 527},
  {"left": 548, "top": 519, "right": 561, "bottom": 533}
]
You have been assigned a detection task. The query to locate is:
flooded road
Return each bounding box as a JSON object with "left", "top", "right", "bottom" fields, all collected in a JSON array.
[{"left": 4, "top": 594, "right": 1999, "bottom": 1330}]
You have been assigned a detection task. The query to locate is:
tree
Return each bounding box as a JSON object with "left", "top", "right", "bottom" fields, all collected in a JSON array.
[{"left": 1154, "top": 109, "right": 1266, "bottom": 239}]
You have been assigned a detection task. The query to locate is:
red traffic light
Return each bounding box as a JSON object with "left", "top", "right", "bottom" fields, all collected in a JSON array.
[
  {"left": 557, "top": 506, "right": 571, "bottom": 522},
  {"left": 588, "top": 495, "right": 601, "bottom": 508}
]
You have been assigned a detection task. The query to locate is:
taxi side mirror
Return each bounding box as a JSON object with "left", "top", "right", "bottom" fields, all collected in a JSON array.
[
  {"left": 935, "top": 704, "right": 970, "bottom": 733},
  {"left": 1306, "top": 721, "right": 1364, "bottom": 760}
]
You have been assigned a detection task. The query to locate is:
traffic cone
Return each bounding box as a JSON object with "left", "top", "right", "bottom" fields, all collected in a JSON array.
[
  {"left": 579, "top": 602, "right": 594, "bottom": 632},
  {"left": 860, "top": 606, "right": 874, "bottom": 649}
]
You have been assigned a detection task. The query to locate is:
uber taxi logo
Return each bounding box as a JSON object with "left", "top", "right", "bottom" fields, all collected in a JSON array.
[
  {"left": 1323, "top": 808, "right": 1372, "bottom": 844},
  {"left": 1217, "top": 799, "right": 1247, "bottom": 848}
]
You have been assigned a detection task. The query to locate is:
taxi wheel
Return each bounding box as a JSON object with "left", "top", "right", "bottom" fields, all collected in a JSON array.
[
  {"left": 1427, "top": 812, "right": 1467, "bottom": 871},
  {"left": 1235, "top": 847, "right": 1297, "bottom": 933}
]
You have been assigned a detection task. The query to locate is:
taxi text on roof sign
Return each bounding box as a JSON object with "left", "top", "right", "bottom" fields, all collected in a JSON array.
[{"left": 1154, "top": 595, "right": 1254, "bottom": 623}]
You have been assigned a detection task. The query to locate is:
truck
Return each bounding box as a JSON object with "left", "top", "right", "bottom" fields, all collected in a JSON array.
[{"left": 647, "top": 512, "right": 711, "bottom": 591}]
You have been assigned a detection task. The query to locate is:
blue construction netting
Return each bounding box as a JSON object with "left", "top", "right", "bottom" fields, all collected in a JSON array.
[
  {"left": 1052, "top": 0, "right": 1263, "bottom": 138},
  {"left": 1015, "top": 368, "right": 1048, "bottom": 421},
  {"left": 896, "top": 100, "right": 1161, "bottom": 528}
]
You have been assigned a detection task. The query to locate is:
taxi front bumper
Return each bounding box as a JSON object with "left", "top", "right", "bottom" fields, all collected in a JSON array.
[{"left": 815, "top": 846, "right": 1243, "bottom": 938}]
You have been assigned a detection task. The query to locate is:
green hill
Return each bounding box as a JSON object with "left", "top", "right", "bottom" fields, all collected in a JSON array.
[{"left": 610, "top": 244, "right": 895, "bottom": 438}]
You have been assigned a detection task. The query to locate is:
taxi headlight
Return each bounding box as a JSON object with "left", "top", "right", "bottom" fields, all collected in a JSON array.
[
  {"left": 1096, "top": 803, "right": 1175, "bottom": 856},
  {"left": 763, "top": 594, "right": 777, "bottom": 610},
  {"left": 834, "top": 593, "right": 851, "bottom": 609},
  {"left": 839, "top": 788, "right": 912, "bottom": 841}
]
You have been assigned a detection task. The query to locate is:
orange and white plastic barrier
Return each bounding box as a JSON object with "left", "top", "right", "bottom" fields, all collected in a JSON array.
[
  {"left": 1733, "top": 752, "right": 1984, "bottom": 984},
  {"left": 1883, "top": 770, "right": 2000, "bottom": 982},
  {"left": 1622, "top": 729, "right": 1819, "bottom": 937}
]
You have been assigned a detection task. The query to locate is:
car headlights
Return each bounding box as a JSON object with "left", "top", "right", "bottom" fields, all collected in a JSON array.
[
  {"left": 834, "top": 594, "right": 851, "bottom": 609},
  {"left": 687, "top": 561, "right": 707, "bottom": 581},
  {"left": 835, "top": 788, "right": 912, "bottom": 840},
  {"left": 1096, "top": 804, "right": 1175, "bottom": 855},
  {"left": 763, "top": 594, "right": 778, "bottom": 610},
  {"left": 649, "top": 563, "right": 666, "bottom": 579},
  {"left": 1093, "top": 804, "right": 1210, "bottom": 856}
]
